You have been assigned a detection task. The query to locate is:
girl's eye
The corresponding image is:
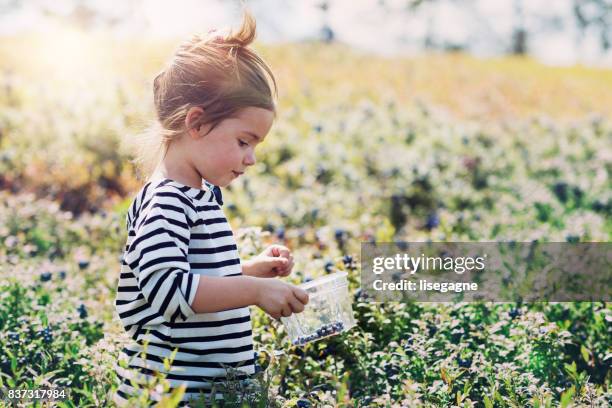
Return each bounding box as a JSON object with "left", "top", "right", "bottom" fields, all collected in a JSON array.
[{"left": 238, "top": 139, "right": 249, "bottom": 147}]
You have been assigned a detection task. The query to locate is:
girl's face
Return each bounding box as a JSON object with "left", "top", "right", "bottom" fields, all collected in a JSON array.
[{"left": 187, "top": 107, "right": 274, "bottom": 188}]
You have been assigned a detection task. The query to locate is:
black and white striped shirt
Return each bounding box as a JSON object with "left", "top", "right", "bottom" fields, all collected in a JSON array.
[{"left": 113, "top": 178, "right": 254, "bottom": 407}]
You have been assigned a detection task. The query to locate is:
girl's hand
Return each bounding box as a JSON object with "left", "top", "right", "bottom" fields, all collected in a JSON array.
[
  {"left": 255, "top": 279, "right": 309, "bottom": 319},
  {"left": 243, "top": 245, "right": 295, "bottom": 278}
]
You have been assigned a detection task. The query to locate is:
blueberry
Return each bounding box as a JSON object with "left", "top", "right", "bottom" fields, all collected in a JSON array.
[
  {"left": 509, "top": 308, "right": 521, "bottom": 319},
  {"left": 276, "top": 227, "right": 286, "bottom": 240},
  {"left": 40, "top": 272, "right": 52, "bottom": 282},
  {"left": 78, "top": 304, "right": 88, "bottom": 319},
  {"left": 78, "top": 260, "right": 90, "bottom": 270},
  {"left": 304, "top": 277, "right": 313, "bottom": 283},
  {"left": 457, "top": 357, "right": 472, "bottom": 368},
  {"left": 342, "top": 255, "right": 353, "bottom": 267},
  {"left": 324, "top": 261, "right": 333, "bottom": 273},
  {"left": 553, "top": 182, "right": 569, "bottom": 203},
  {"left": 354, "top": 288, "right": 364, "bottom": 301},
  {"left": 58, "top": 270, "right": 67, "bottom": 280},
  {"left": 41, "top": 327, "right": 53, "bottom": 343},
  {"left": 384, "top": 364, "right": 399, "bottom": 376},
  {"left": 296, "top": 398, "right": 312, "bottom": 408},
  {"left": 334, "top": 229, "right": 346, "bottom": 249},
  {"left": 425, "top": 213, "right": 440, "bottom": 230}
]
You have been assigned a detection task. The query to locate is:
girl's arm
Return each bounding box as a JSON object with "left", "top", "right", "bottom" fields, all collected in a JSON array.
[
  {"left": 191, "top": 275, "right": 260, "bottom": 312},
  {"left": 191, "top": 275, "right": 308, "bottom": 319}
]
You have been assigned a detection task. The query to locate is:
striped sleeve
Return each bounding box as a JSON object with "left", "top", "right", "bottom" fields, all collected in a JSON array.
[{"left": 123, "top": 189, "right": 200, "bottom": 323}]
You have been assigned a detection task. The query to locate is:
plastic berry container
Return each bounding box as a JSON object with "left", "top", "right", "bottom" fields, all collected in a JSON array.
[{"left": 281, "top": 271, "right": 356, "bottom": 346}]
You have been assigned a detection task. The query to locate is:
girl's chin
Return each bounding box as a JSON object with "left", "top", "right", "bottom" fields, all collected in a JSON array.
[{"left": 218, "top": 178, "right": 234, "bottom": 188}]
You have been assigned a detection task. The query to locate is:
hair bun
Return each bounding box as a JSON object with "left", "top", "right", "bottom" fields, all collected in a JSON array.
[{"left": 207, "top": 10, "right": 256, "bottom": 49}]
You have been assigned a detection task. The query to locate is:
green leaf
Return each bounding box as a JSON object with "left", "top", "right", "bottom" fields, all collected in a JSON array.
[
  {"left": 564, "top": 361, "right": 577, "bottom": 376},
  {"left": 157, "top": 383, "right": 186, "bottom": 407},
  {"left": 560, "top": 386, "right": 575, "bottom": 408},
  {"left": 580, "top": 345, "right": 590, "bottom": 364}
]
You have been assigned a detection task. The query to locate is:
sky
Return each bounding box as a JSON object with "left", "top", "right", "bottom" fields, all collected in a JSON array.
[{"left": 0, "top": 0, "right": 610, "bottom": 67}]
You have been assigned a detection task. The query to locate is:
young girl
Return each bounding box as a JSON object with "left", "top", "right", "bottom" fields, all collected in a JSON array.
[{"left": 113, "top": 12, "right": 309, "bottom": 407}]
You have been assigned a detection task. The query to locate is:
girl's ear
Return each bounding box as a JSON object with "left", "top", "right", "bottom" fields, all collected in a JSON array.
[{"left": 185, "top": 107, "right": 209, "bottom": 139}]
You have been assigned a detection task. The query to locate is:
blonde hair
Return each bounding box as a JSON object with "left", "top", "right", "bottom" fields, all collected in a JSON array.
[{"left": 128, "top": 10, "right": 277, "bottom": 180}]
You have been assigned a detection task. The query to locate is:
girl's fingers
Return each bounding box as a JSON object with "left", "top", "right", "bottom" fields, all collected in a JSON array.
[
  {"left": 293, "top": 288, "right": 309, "bottom": 305},
  {"left": 277, "top": 259, "right": 294, "bottom": 276},
  {"left": 269, "top": 245, "right": 290, "bottom": 256},
  {"left": 278, "top": 247, "right": 291, "bottom": 259},
  {"left": 268, "top": 257, "right": 288, "bottom": 268},
  {"left": 288, "top": 293, "right": 305, "bottom": 313}
]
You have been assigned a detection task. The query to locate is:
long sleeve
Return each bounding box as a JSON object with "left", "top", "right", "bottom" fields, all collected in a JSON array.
[{"left": 123, "top": 188, "right": 200, "bottom": 324}]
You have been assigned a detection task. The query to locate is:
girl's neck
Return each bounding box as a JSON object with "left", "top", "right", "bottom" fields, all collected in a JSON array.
[{"left": 152, "top": 160, "right": 203, "bottom": 190}]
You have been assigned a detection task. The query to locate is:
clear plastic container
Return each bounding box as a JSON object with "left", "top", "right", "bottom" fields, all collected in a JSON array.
[{"left": 281, "top": 271, "right": 356, "bottom": 346}]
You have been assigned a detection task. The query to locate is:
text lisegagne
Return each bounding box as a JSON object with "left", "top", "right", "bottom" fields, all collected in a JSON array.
[{"left": 372, "top": 279, "right": 478, "bottom": 293}]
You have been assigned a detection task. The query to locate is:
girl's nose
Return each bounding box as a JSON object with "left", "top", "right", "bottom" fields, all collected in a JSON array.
[{"left": 244, "top": 151, "right": 256, "bottom": 166}]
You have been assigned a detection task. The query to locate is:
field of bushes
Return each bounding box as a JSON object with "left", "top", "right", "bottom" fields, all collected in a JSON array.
[{"left": 0, "top": 31, "right": 610, "bottom": 407}]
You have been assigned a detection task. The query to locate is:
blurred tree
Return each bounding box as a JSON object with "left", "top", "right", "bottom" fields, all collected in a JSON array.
[
  {"left": 317, "top": 1, "right": 335, "bottom": 43},
  {"left": 573, "top": 0, "right": 611, "bottom": 51},
  {"left": 511, "top": 0, "right": 528, "bottom": 54}
]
